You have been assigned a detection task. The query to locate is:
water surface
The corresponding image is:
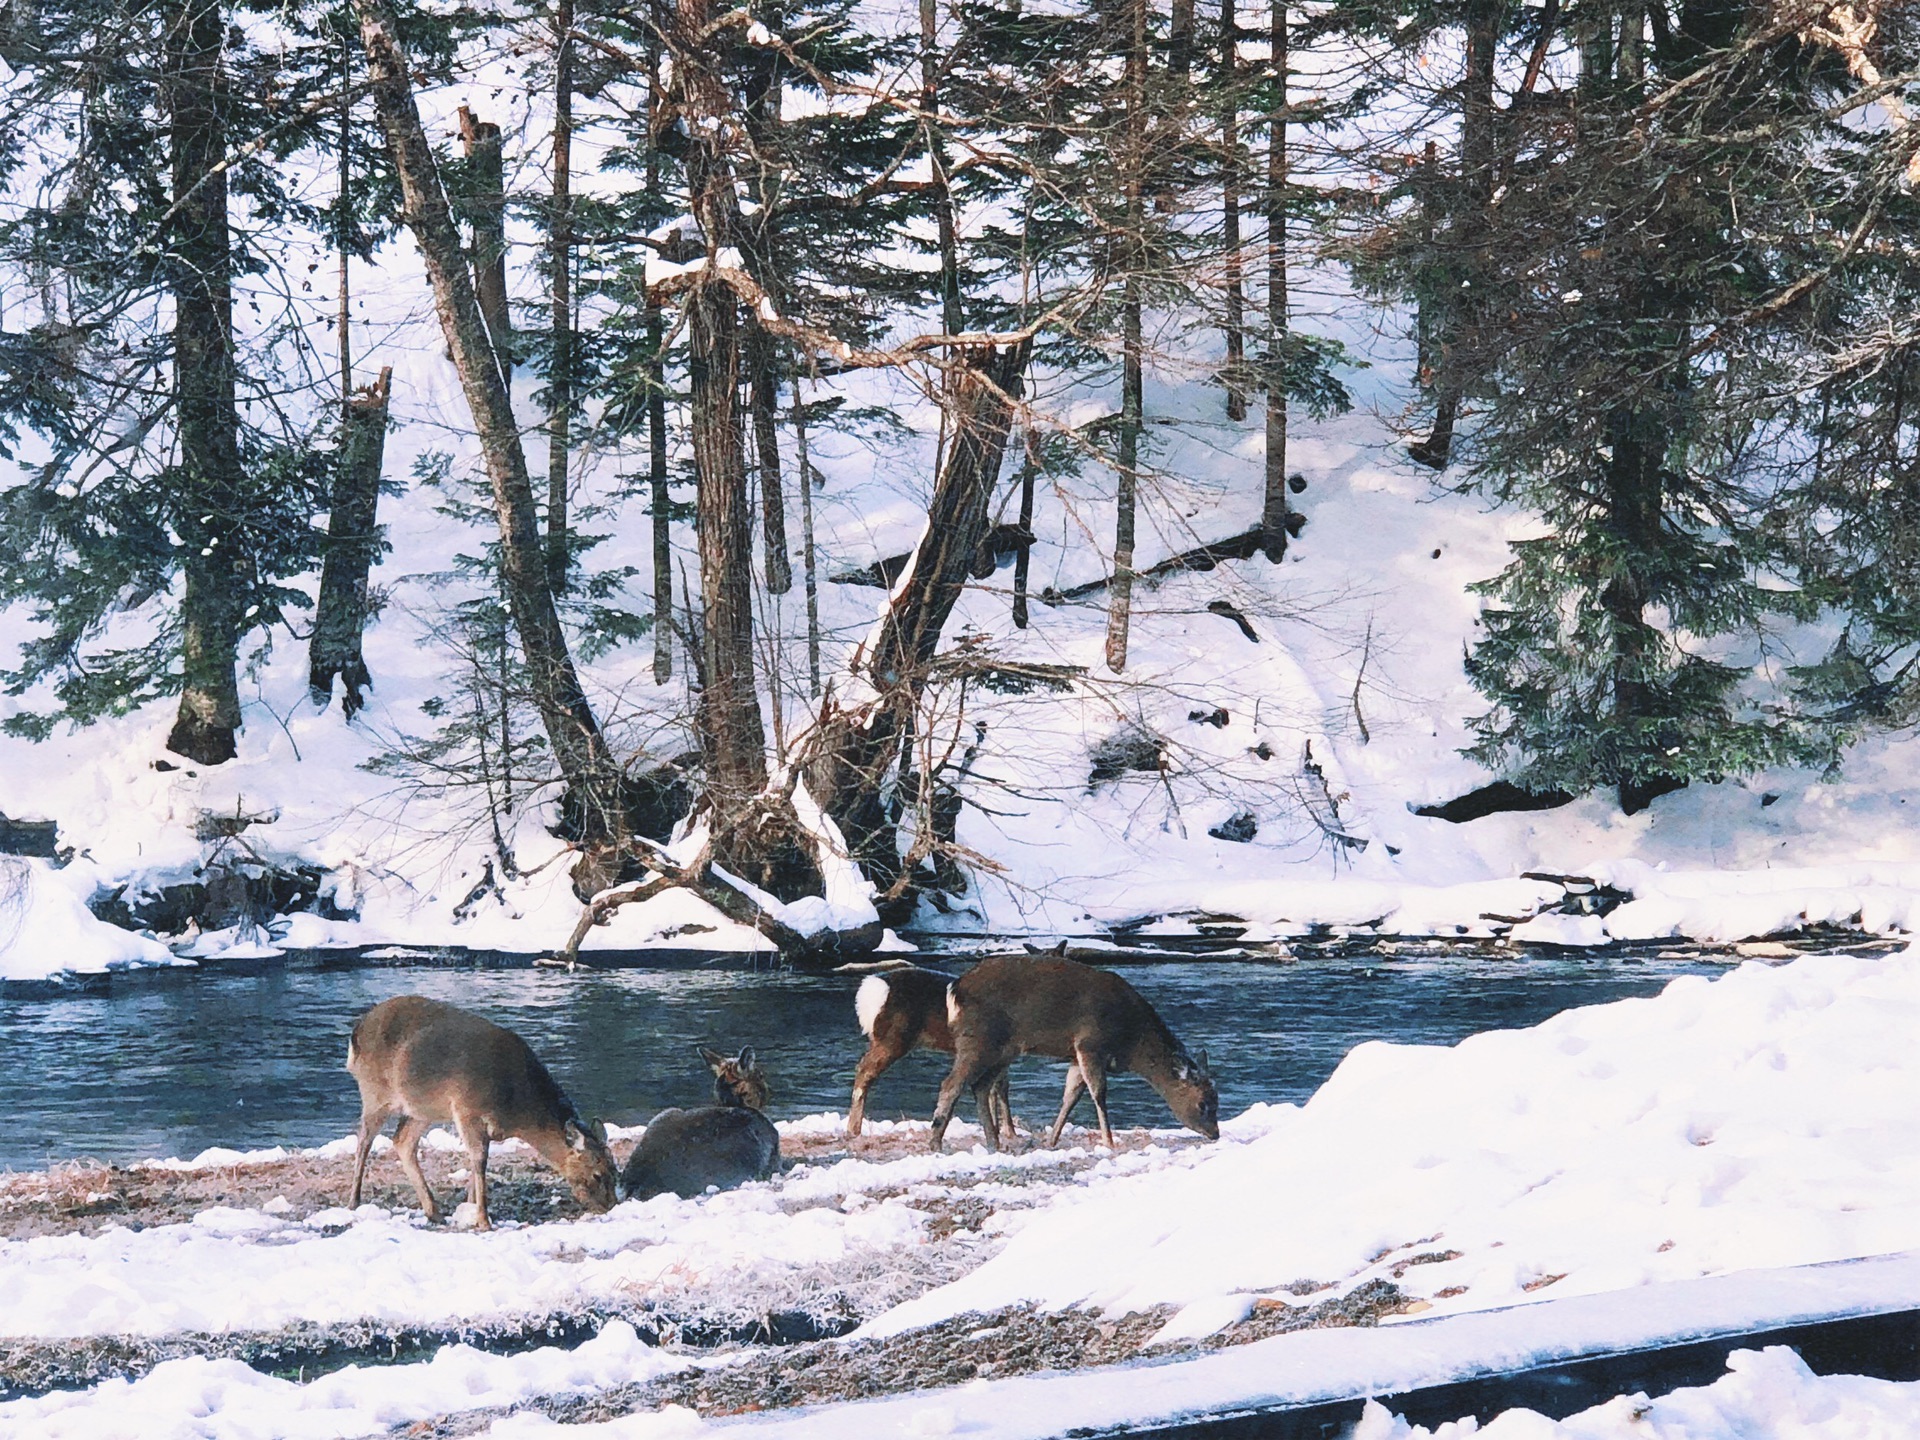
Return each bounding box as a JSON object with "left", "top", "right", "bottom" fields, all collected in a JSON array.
[{"left": 0, "top": 954, "right": 1729, "bottom": 1170}]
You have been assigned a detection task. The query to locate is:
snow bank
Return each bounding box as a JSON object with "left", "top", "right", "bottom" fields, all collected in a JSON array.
[
  {"left": 0, "top": 1318, "right": 700, "bottom": 1440},
  {"left": 1353, "top": 1347, "right": 1920, "bottom": 1439},
  {"left": 1594, "top": 859, "right": 1920, "bottom": 943},
  {"left": 0, "top": 857, "right": 179, "bottom": 981},
  {"left": 869, "top": 949, "right": 1920, "bottom": 1335},
  {"left": 472, "top": 1255, "right": 1920, "bottom": 1439},
  {"left": 0, "top": 1121, "right": 1135, "bottom": 1339}
]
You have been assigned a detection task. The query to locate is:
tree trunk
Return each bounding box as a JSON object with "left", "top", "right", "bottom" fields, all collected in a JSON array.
[
  {"left": 806, "top": 344, "right": 1028, "bottom": 892},
  {"left": 357, "top": 0, "right": 627, "bottom": 877},
  {"left": 458, "top": 106, "right": 513, "bottom": 373},
  {"left": 749, "top": 324, "right": 792, "bottom": 594},
  {"left": 1602, "top": 405, "right": 1673, "bottom": 815},
  {"left": 1411, "top": 0, "right": 1496, "bottom": 470},
  {"left": 1260, "top": 0, "right": 1290, "bottom": 561},
  {"left": 671, "top": 0, "right": 793, "bottom": 886},
  {"left": 647, "top": 33, "right": 673, "bottom": 686},
  {"left": 1106, "top": 0, "right": 1148, "bottom": 672},
  {"left": 740, "top": 47, "right": 793, "bottom": 597},
  {"left": 163, "top": 0, "right": 244, "bottom": 766},
  {"left": 795, "top": 373, "right": 822, "bottom": 694},
  {"left": 1012, "top": 426, "right": 1036, "bottom": 629},
  {"left": 547, "top": 0, "right": 574, "bottom": 596},
  {"left": 922, "top": 0, "right": 962, "bottom": 336},
  {"left": 310, "top": 366, "right": 392, "bottom": 716},
  {"left": 1220, "top": 0, "right": 1247, "bottom": 422}
]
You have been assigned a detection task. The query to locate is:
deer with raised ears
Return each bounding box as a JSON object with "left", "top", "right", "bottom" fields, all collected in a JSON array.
[
  {"left": 621, "top": 1045, "right": 782, "bottom": 1201},
  {"left": 345, "top": 995, "right": 618, "bottom": 1231},
  {"left": 848, "top": 965, "right": 1026, "bottom": 1142},
  {"left": 928, "top": 956, "right": 1219, "bottom": 1153}
]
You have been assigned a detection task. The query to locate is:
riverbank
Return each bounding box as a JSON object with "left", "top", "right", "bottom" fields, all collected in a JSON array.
[{"left": 2, "top": 948, "right": 1916, "bottom": 1440}]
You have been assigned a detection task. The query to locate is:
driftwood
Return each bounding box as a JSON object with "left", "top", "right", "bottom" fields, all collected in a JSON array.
[{"left": 553, "top": 843, "right": 880, "bottom": 967}]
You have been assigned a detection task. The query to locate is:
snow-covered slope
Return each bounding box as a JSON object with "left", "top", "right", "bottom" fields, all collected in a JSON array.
[{"left": 7, "top": 57, "right": 1920, "bottom": 956}]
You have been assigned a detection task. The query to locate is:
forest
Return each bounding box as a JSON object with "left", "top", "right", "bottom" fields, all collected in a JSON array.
[{"left": 0, "top": 0, "right": 1918, "bottom": 949}]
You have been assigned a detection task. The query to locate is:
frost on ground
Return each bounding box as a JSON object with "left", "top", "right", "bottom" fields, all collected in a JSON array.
[{"left": 5, "top": 952, "right": 1919, "bottom": 1438}]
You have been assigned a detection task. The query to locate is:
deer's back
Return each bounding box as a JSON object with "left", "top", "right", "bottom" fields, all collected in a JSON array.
[
  {"left": 620, "top": 1106, "right": 781, "bottom": 1201},
  {"left": 951, "top": 957, "right": 1161, "bottom": 1063},
  {"left": 348, "top": 995, "right": 570, "bottom": 1130}
]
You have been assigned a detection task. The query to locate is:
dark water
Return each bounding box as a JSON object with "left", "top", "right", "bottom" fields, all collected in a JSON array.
[{"left": 0, "top": 955, "right": 1730, "bottom": 1171}]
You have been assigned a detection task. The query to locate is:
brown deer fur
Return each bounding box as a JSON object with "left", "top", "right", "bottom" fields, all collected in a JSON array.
[
  {"left": 929, "top": 957, "right": 1218, "bottom": 1152},
  {"left": 621, "top": 1045, "right": 782, "bottom": 1201},
  {"left": 849, "top": 967, "right": 1022, "bottom": 1141},
  {"left": 345, "top": 995, "right": 617, "bottom": 1230}
]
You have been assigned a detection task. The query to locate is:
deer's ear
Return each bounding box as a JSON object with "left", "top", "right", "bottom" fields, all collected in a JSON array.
[
  {"left": 565, "top": 1119, "right": 588, "bottom": 1150},
  {"left": 1194, "top": 1048, "right": 1210, "bottom": 1075},
  {"left": 588, "top": 1118, "right": 609, "bottom": 1145},
  {"left": 697, "top": 1044, "right": 726, "bottom": 1069},
  {"left": 737, "top": 1046, "right": 756, "bottom": 1069}
]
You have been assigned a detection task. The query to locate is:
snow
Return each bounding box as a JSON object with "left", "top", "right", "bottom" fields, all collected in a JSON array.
[
  {"left": 473, "top": 1256, "right": 1920, "bottom": 1439},
  {"left": 1352, "top": 1348, "right": 1920, "bottom": 1438},
  {"left": 0, "top": 1319, "right": 702, "bottom": 1440},
  {"left": 0, "top": 857, "right": 180, "bottom": 981},
  {"left": 865, "top": 948, "right": 1920, "bottom": 1335}
]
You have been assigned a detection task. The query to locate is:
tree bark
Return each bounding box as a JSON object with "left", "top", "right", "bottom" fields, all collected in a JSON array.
[
  {"left": 806, "top": 345, "right": 1028, "bottom": 892},
  {"left": 795, "top": 373, "right": 822, "bottom": 694},
  {"left": 458, "top": 106, "right": 513, "bottom": 373},
  {"left": 310, "top": 366, "right": 392, "bottom": 717},
  {"left": 1603, "top": 405, "right": 1672, "bottom": 815},
  {"left": 357, "top": 0, "right": 627, "bottom": 876},
  {"left": 547, "top": 0, "right": 574, "bottom": 596},
  {"left": 749, "top": 324, "right": 792, "bottom": 594},
  {"left": 670, "top": 0, "right": 789, "bottom": 884},
  {"left": 1411, "top": 0, "right": 1497, "bottom": 470},
  {"left": 1012, "top": 426, "right": 1036, "bottom": 629},
  {"left": 647, "top": 33, "right": 674, "bottom": 686},
  {"left": 163, "top": 0, "right": 244, "bottom": 766},
  {"left": 1106, "top": 0, "right": 1148, "bottom": 672},
  {"left": 922, "top": 0, "right": 962, "bottom": 336},
  {"left": 1260, "top": 0, "right": 1291, "bottom": 561},
  {"left": 1220, "top": 0, "right": 1247, "bottom": 422}
]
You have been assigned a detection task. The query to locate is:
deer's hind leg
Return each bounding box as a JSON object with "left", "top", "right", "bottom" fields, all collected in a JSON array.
[
  {"left": 456, "top": 1112, "right": 493, "bottom": 1231},
  {"left": 1072, "top": 1045, "right": 1115, "bottom": 1148},
  {"left": 972, "top": 1064, "right": 1012, "bottom": 1152},
  {"left": 393, "top": 1114, "right": 442, "bottom": 1224},
  {"left": 348, "top": 1103, "right": 391, "bottom": 1208},
  {"left": 1045, "top": 1065, "right": 1086, "bottom": 1147},
  {"left": 847, "top": 1033, "right": 910, "bottom": 1138}
]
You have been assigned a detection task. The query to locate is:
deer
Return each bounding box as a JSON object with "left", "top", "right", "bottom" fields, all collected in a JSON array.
[
  {"left": 928, "top": 956, "right": 1219, "bottom": 1154},
  {"left": 345, "top": 995, "right": 618, "bottom": 1231},
  {"left": 849, "top": 964, "right": 1030, "bottom": 1143},
  {"left": 621, "top": 1045, "right": 782, "bottom": 1200}
]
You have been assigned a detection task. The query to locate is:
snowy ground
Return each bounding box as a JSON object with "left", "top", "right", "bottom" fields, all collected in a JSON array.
[{"left": 4, "top": 950, "right": 1918, "bottom": 1438}]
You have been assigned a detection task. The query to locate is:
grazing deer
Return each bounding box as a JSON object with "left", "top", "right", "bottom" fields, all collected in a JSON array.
[
  {"left": 346, "top": 995, "right": 617, "bottom": 1231},
  {"left": 928, "top": 956, "right": 1218, "bottom": 1153},
  {"left": 849, "top": 965, "right": 1024, "bottom": 1142},
  {"left": 622, "top": 1045, "right": 782, "bottom": 1200}
]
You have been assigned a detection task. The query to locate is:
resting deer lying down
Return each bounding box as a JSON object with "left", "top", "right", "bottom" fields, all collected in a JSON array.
[
  {"left": 622, "top": 1046, "right": 782, "bottom": 1200},
  {"left": 848, "top": 966, "right": 1024, "bottom": 1142},
  {"left": 929, "top": 956, "right": 1219, "bottom": 1153},
  {"left": 346, "top": 995, "right": 617, "bottom": 1230}
]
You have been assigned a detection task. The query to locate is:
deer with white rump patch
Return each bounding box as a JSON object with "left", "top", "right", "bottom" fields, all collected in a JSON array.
[
  {"left": 928, "top": 956, "right": 1218, "bottom": 1152},
  {"left": 346, "top": 995, "right": 617, "bottom": 1230},
  {"left": 849, "top": 964, "right": 1027, "bottom": 1142}
]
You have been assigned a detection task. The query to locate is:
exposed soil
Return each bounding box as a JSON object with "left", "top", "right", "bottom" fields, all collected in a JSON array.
[
  {"left": 402, "top": 1279, "right": 1414, "bottom": 1437},
  {"left": 0, "top": 1124, "right": 1187, "bottom": 1242},
  {"left": 0, "top": 1123, "right": 1200, "bottom": 1400}
]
